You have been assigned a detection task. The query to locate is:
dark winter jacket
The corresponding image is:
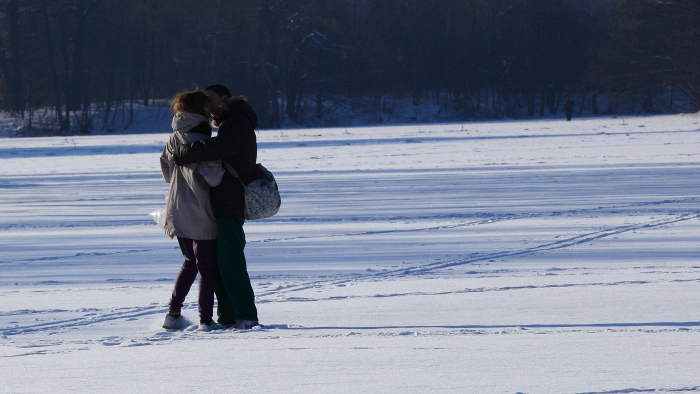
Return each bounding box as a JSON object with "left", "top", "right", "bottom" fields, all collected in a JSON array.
[{"left": 172, "top": 98, "right": 258, "bottom": 221}]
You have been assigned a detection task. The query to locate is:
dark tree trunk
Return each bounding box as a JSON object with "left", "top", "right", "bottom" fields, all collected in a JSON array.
[
  {"left": 0, "top": 0, "right": 24, "bottom": 114},
  {"left": 42, "top": 0, "right": 68, "bottom": 132},
  {"left": 591, "top": 94, "right": 598, "bottom": 115},
  {"left": 70, "top": 0, "right": 87, "bottom": 113}
]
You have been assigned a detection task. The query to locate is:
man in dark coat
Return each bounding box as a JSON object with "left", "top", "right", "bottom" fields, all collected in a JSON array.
[{"left": 172, "top": 90, "right": 260, "bottom": 329}]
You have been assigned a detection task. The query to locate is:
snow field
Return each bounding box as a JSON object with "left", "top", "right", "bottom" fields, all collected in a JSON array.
[{"left": 1, "top": 113, "right": 700, "bottom": 393}]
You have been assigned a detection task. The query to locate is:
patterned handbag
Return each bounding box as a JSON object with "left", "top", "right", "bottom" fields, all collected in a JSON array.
[{"left": 223, "top": 161, "right": 281, "bottom": 220}]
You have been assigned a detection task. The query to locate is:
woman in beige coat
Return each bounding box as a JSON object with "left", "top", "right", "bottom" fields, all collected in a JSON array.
[{"left": 159, "top": 91, "right": 224, "bottom": 331}]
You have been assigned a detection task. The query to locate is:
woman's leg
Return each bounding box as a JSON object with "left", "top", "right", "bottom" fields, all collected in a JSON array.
[
  {"left": 215, "top": 216, "right": 258, "bottom": 324},
  {"left": 168, "top": 237, "right": 199, "bottom": 314},
  {"left": 192, "top": 239, "right": 217, "bottom": 323}
]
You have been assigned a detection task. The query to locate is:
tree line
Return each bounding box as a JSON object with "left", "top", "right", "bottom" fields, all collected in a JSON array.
[{"left": 0, "top": 0, "right": 698, "bottom": 133}]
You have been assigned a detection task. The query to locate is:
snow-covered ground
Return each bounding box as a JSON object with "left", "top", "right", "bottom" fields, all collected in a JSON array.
[{"left": 2, "top": 114, "right": 700, "bottom": 393}]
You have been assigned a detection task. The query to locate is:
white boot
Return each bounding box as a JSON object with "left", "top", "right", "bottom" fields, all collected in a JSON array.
[
  {"left": 162, "top": 314, "right": 182, "bottom": 329},
  {"left": 197, "top": 321, "right": 220, "bottom": 332},
  {"left": 232, "top": 320, "right": 259, "bottom": 330}
]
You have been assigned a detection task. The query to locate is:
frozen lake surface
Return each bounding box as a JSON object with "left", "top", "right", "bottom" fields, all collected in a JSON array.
[{"left": 2, "top": 114, "right": 700, "bottom": 393}]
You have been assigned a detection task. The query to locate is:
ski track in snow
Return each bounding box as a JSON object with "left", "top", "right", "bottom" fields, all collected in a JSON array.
[
  {"left": 575, "top": 387, "right": 700, "bottom": 394},
  {"left": 251, "top": 208, "right": 700, "bottom": 296},
  {"left": 3, "top": 205, "right": 699, "bottom": 342}
]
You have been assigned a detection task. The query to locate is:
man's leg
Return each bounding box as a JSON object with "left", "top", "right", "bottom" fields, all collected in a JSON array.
[
  {"left": 214, "top": 265, "right": 236, "bottom": 325},
  {"left": 216, "top": 216, "right": 258, "bottom": 323}
]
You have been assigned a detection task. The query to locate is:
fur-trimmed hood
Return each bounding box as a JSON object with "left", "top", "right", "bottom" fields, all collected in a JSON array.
[{"left": 212, "top": 97, "right": 258, "bottom": 130}]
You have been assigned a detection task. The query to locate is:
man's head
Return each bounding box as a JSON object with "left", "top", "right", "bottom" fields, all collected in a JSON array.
[{"left": 203, "top": 84, "right": 232, "bottom": 112}]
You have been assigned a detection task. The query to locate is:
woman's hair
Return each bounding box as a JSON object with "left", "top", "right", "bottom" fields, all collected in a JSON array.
[{"left": 170, "top": 90, "right": 209, "bottom": 116}]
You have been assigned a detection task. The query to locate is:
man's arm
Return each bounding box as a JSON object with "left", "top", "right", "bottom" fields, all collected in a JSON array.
[
  {"left": 172, "top": 135, "right": 227, "bottom": 166},
  {"left": 172, "top": 115, "right": 249, "bottom": 165}
]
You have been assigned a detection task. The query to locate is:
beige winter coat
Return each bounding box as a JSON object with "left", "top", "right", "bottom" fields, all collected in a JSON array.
[{"left": 160, "top": 112, "right": 224, "bottom": 240}]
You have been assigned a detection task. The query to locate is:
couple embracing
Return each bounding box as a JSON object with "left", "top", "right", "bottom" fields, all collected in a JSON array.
[{"left": 159, "top": 85, "right": 259, "bottom": 331}]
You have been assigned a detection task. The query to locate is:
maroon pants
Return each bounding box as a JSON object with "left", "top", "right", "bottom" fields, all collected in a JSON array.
[{"left": 168, "top": 237, "right": 217, "bottom": 323}]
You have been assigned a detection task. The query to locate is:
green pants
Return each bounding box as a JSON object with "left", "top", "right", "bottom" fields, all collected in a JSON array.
[{"left": 215, "top": 216, "right": 258, "bottom": 324}]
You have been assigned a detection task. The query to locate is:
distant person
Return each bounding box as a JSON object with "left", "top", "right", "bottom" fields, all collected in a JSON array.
[
  {"left": 564, "top": 99, "right": 575, "bottom": 121},
  {"left": 160, "top": 91, "right": 224, "bottom": 331},
  {"left": 172, "top": 85, "right": 260, "bottom": 330}
]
